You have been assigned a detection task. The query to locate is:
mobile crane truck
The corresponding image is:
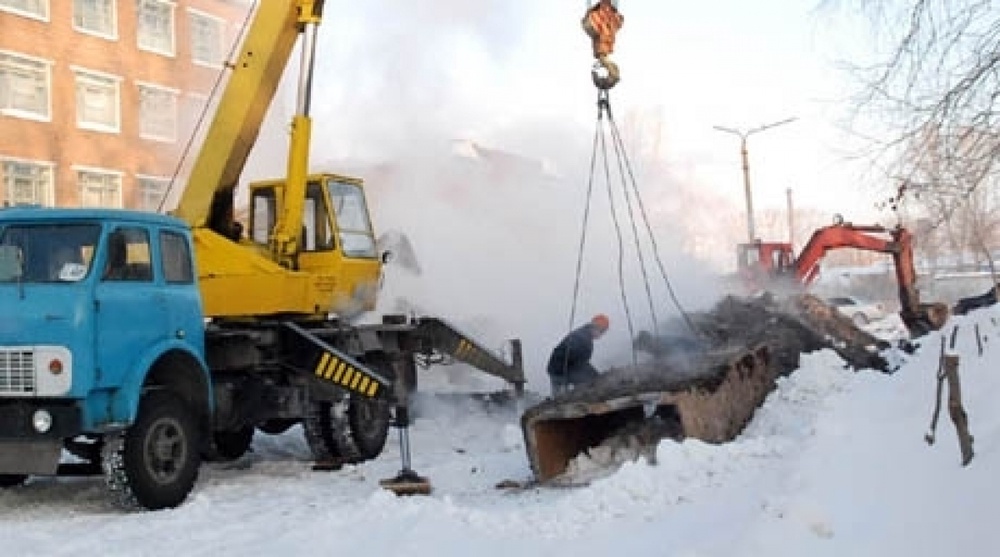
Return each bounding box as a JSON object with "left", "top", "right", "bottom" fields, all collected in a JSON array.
[{"left": 0, "top": 0, "right": 523, "bottom": 509}]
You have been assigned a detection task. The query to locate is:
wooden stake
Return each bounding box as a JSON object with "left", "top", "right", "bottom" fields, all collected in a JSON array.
[
  {"left": 942, "top": 354, "right": 975, "bottom": 466},
  {"left": 924, "top": 337, "right": 946, "bottom": 445}
]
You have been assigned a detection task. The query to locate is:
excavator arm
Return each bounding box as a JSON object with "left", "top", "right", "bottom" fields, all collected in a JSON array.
[{"left": 792, "top": 223, "right": 943, "bottom": 335}]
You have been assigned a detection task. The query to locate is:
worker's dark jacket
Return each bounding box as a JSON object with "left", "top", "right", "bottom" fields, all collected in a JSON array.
[{"left": 547, "top": 324, "right": 599, "bottom": 387}]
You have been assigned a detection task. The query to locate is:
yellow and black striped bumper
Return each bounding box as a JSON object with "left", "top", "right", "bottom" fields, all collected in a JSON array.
[{"left": 313, "top": 351, "right": 384, "bottom": 398}]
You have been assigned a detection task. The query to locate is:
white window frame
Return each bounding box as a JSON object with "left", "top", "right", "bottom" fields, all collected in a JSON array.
[
  {"left": 0, "top": 0, "right": 49, "bottom": 21},
  {"left": 137, "top": 81, "right": 178, "bottom": 142},
  {"left": 0, "top": 49, "right": 52, "bottom": 121},
  {"left": 135, "top": 174, "right": 170, "bottom": 211},
  {"left": 0, "top": 157, "right": 54, "bottom": 207},
  {"left": 72, "top": 0, "right": 118, "bottom": 40},
  {"left": 137, "top": 0, "right": 176, "bottom": 58},
  {"left": 187, "top": 8, "right": 225, "bottom": 68},
  {"left": 71, "top": 66, "right": 121, "bottom": 133},
  {"left": 74, "top": 166, "right": 123, "bottom": 208}
]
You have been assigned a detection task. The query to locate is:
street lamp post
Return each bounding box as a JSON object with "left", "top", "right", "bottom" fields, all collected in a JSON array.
[{"left": 713, "top": 117, "right": 797, "bottom": 243}]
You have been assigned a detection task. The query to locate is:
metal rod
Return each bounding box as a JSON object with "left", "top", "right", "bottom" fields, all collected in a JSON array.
[
  {"left": 713, "top": 117, "right": 797, "bottom": 242},
  {"left": 296, "top": 22, "right": 319, "bottom": 116}
]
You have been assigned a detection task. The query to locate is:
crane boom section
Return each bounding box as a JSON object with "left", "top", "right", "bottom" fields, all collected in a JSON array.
[{"left": 173, "top": 1, "right": 317, "bottom": 227}]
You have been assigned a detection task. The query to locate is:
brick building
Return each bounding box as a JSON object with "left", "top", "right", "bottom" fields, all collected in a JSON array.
[{"left": 0, "top": 0, "right": 250, "bottom": 211}]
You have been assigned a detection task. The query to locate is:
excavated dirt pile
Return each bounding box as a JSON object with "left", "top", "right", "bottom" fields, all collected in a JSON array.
[{"left": 520, "top": 293, "right": 898, "bottom": 484}]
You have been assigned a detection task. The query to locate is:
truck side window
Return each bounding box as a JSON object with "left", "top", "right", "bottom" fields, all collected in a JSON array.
[
  {"left": 103, "top": 228, "right": 152, "bottom": 282},
  {"left": 160, "top": 230, "right": 193, "bottom": 284}
]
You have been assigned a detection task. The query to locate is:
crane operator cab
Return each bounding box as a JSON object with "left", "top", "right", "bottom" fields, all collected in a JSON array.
[{"left": 247, "top": 173, "right": 381, "bottom": 316}]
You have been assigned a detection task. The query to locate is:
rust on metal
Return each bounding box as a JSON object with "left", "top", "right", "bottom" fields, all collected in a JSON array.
[{"left": 522, "top": 344, "right": 774, "bottom": 482}]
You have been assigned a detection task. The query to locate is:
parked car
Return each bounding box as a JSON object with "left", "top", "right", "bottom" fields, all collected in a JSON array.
[{"left": 826, "top": 296, "right": 887, "bottom": 326}]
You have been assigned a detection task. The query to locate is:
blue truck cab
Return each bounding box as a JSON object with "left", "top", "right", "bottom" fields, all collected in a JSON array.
[{"left": 0, "top": 207, "right": 211, "bottom": 509}]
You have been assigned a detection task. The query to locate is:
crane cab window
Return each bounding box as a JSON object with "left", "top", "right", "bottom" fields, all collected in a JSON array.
[
  {"left": 250, "top": 189, "right": 275, "bottom": 245},
  {"left": 328, "top": 180, "right": 376, "bottom": 258},
  {"left": 303, "top": 182, "right": 334, "bottom": 252},
  {"left": 102, "top": 227, "right": 152, "bottom": 282}
]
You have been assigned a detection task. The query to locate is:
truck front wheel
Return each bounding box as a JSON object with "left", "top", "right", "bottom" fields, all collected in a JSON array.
[{"left": 103, "top": 390, "right": 201, "bottom": 510}]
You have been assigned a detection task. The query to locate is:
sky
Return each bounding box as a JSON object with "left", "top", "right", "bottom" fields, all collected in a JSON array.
[
  {"left": 287, "top": 1, "right": 886, "bottom": 221},
  {"left": 1, "top": 304, "right": 997, "bottom": 556}
]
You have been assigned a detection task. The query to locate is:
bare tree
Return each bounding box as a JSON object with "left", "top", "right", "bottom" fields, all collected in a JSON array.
[{"left": 831, "top": 0, "right": 1000, "bottom": 272}]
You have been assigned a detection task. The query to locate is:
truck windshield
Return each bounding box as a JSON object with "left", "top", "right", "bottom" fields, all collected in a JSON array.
[
  {"left": 0, "top": 224, "right": 100, "bottom": 283},
  {"left": 328, "top": 181, "right": 376, "bottom": 258}
]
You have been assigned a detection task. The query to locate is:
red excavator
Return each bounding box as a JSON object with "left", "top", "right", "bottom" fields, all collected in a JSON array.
[{"left": 736, "top": 219, "right": 949, "bottom": 336}]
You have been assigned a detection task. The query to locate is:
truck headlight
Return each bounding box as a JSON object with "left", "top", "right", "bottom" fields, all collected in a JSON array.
[{"left": 32, "top": 410, "right": 52, "bottom": 433}]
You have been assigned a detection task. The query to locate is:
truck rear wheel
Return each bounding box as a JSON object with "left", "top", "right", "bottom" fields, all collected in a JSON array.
[
  {"left": 103, "top": 390, "right": 201, "bottom": 510},
  {"left": 348, "top": 395, "right": 391, "bottom": 461},
  {"left": 303, "top": 399, "right": 348, "bottom": 462}
]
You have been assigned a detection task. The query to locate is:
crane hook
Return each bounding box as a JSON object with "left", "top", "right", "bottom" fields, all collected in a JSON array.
[{"left": 582, "top": 0, "right": 623, "bottom": 90}]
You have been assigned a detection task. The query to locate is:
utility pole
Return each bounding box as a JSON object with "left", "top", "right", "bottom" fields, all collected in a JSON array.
[
  {"left": 713, "top": 117, "right": 797, "bottom": 243},
  {"left": 786, "top": 187, "right": 795, "bottom": 250}
]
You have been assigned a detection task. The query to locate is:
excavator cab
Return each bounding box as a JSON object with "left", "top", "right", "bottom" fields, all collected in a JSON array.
[
  {"left": 246, "top": 173, "right": 382, "bottom": 315},
  {"left": 737, "top": 241, "right": 795, "bottom": 292}
]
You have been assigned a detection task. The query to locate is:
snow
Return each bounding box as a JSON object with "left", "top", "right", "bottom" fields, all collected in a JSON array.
[{"left": 2, "top": 306, "right": 999, "bottom": 556}]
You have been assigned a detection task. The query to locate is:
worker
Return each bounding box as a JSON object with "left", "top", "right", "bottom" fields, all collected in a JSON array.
[
  {"left": 582, "top": 0, "right": 623, "bottom": 89},
  {"left": 547, "top": 314, "right": 610, "bottom": 395}
]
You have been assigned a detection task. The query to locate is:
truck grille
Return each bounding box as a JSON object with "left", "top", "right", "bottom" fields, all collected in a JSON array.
[{"left": 0, "top": 350, "right": 34, "bottom": 394}]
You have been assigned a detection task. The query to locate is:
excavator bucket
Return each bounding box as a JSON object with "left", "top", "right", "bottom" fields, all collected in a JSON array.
[{"left": 522, "top": 344, "right": 774, "bottom": 483}]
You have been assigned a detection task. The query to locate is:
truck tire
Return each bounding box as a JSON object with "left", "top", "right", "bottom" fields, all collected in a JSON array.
[
  {"left": 0, "top": 474, "right": 27, "bottom": 488},
  {"left": 103, "top": 390, "right": 201, "bottom": 510},
  {"left": 210, "top": 426, "right": 254, "bottom": 461},
  {"left": 347, "top": 394, "right": 391, "bottom": 461},
  {"left": 303, "top": 399, "right": 349, "bottom": 462}
]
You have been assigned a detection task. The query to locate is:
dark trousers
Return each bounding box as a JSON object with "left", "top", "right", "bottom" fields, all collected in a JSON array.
[{"left": 549, "top": 363, "right": 599, "bottom": 395}]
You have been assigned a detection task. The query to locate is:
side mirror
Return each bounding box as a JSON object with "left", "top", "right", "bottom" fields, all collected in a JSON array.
[{"left": 381, "top": 250, "right": 394, "bottom": 264}]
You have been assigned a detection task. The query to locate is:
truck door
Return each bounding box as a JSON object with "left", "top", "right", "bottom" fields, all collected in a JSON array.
[{"left": 94, "top": 226, "right": 169, "bottom": 389}]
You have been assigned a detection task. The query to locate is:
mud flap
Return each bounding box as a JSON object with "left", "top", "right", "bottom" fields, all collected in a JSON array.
[
  {"left": 521, "top": 345, "right": 773, "bottom": 483},
  {"left": 282, "top": 322, "right": 392, "bottom": 400},
  {"left": 413, "top": 317, "right": 525, "bottom": 390}
]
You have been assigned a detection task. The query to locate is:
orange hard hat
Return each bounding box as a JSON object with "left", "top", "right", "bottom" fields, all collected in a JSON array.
[{"left": 591, "top": 314, "right": 610, "bottom": 331}]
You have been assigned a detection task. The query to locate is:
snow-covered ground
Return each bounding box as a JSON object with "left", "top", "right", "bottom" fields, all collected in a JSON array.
[{"left": 1, "top": 306, "right": 998, "bottom": 556}]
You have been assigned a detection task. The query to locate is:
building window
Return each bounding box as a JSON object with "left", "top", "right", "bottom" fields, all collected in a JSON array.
[
  {"left": 73, "top": 0, "right": 116, "bottom": 38},
  {"left": 136, "top": 175, "right": 169, "bottom": 211},
  {"left": 189, "top": 10, "right": 224, "bottom": 67},
  {"left": 77, "top": 168, "right": 122, "bottom": 208},
  {"left": 73, "top": 68, "right": 120, "bottom": 133},
  {"left": 0, "top": 159, "right": 53, "bottom": 206},
  {"left": 0, "top": 0, "right": 48, "bottom": 20},
  {"left": 0, "top": 51, "right": 51, "bottom": 120},
  {"left": 137, "top": 0, "right": 175, "bottom": 56},
  {"left": 138, "top": 83, "right": 177, "bottom": 142}
]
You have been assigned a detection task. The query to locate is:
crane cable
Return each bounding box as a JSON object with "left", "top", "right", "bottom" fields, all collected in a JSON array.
[
  {"left": 157, "top": 0, "right": 260, "bottom": 213},
  {"left": 568, "top": 94, "right": 703, "bottom": 365}
]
